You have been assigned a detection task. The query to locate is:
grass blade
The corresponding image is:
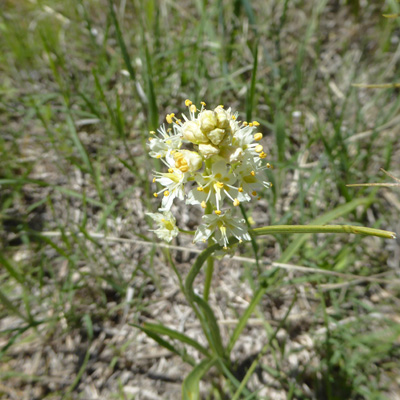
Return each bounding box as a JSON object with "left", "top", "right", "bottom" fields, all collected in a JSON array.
[{"left": 182, "top": 357, "right": 217, "bottom": 400}]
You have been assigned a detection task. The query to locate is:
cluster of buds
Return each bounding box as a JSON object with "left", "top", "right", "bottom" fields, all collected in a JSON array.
[{"left": 146, "top": 100, "right": 272, "bottom": 249}]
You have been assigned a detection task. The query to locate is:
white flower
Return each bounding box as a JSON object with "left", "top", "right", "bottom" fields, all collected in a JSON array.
[
  {"left": 186, "top": 159, "right": 239, "bottom": 210},
  {"left": 153, "top": 153, "right": 187, "bottom": 210},
  {"left": 193, "top": 209, "right": 251, "bottom": 248},
  {"left": 147, "top": 211, "right": 179, "bottom": 242},
  {"left": 148, "top": 124, "right": 182, "bottom": 159}
]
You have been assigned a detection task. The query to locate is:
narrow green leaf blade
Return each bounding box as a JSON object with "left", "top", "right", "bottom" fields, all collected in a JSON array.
[{"left": 182, "top": 358, "right": 217, "bottom": 400}]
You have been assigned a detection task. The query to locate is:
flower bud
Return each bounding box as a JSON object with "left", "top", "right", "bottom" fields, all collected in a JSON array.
[
  {"left": 199, "top": 110, "right": 217, "bottom": 134},
  {"left": 198, "top": 143, "right": 220, "bottom": 159},
  {"left": 206, "top": 128, "right": 226, "bottom": 146},
  {"left": 214, "top": 106, "right": 230, "bottom": 129},
  {"left": 181, "top": 121, "right": 209, "bottom": 144},
  {"left": 178, "top": 150, "right": 203, "bottom": 172}
]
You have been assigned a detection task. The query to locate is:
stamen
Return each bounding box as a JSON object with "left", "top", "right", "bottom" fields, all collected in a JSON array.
[
  {"left": 201, "top": 101, "right": 206, "bottom": 106},
  {"left": 164, "top": 191, "right": 170, "bottom": 196},
  {"left": 166, "top": 113, "right": 175, "bottom": 124},
  {"left": 185, "top": 99, "right": 192, "bottom": 106},
  {"left": 243, "top": 121, "right": 248, "bottom": 126},
  {"left": 250, "top": 171, "right": 256, "bottom": 176},
  {"left": 233, "top": 198, "right": 240, "bottom": 207},
  {"left": 153, "top": 193, "right": 158, "bottom": 198},
  {"left": 267, "top": 163, "right": 272, "bottom": 168},
  {"left": 201, "top": 201, "right": 206, "bottom": 208},
  {"left": 156, "top": 154, "right": 161, "bottom": 159},
  {"left": 254, "top": 133, "right": 263, "bottom": 141},
  {"left": 190, "top": 104, "right": 197, "bottom": 113},
  {"left": 152, "top": 177, "right": 156, "bottom": 183},
  {"left": 168, "top": 168, "right": 174, "bottom": 173},
  {"left": 252, "top": 191, "right": 257, "bottom": 196},
  {"left": 216, "top": 182, "right": 224, "bottom": 189},
  {"left": 249, "top": 122, "right": 253, "bottom": 127},
  {"left": 238, "top": 187, "right": 243, "bottom": 192},
  {"left": 215, "top": 210, "right": 222, "bottom": 215},
  {"left": 259, "top": 152, "right": 267, "bottom": 159},
  {"left": 253, "top": 121, "right": 260, "bottom": 126},
  {"left": 255, "top": 145, "right": 263, "bottom": 153},
  {"left": 197, "top": 186, "right": 204, "bottom": 191},
  {"left": 149, "top": 131, "right": 156, "bottom": 134}
]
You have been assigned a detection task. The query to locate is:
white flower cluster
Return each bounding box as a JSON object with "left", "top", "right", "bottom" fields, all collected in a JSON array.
[{"left": 146, "top": 100, "right": 272, "bottom": 247}]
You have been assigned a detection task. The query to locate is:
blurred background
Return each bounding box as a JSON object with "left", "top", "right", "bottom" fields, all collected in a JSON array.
[{"left": 1, "top": 0, "right": 400, "bottom": 398}]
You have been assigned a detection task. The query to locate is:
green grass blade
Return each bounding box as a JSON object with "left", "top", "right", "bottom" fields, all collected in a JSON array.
[
  {"left": 108, "top": 0, "right": 136, "bottom": 81},
  {"left": 132, "top": 323, "right": 195, "bottom": 366},
  {"left": 142, "top": 322, "right": 210, "bottom": 357},
  {"left": 0, "top": 254, "right": 24, "bottom": 284},
  {"left": 182, "top": 357, "right": 217, "bottom": 400},
  {"left": 245, "top": 40, "right": 258, "bottom": 122}
]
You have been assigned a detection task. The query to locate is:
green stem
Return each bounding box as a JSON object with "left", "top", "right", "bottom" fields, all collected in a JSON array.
[
  {"left": 203, "top": 200, "right": 214, "bottom": 302},
  {"left": 252, "top": 224, "right": 395, "bottom": 239},
  {"left": 203, "top": 238, "right": 214, "bottom": 302}
]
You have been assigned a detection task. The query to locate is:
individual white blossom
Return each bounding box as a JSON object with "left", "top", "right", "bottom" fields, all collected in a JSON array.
[
  {"left": 146, "top": 100, "right": 272, "bottom": 247},
  {"left": 193, "top": 210, "right": 251, "bottom": 249},
  {"left": 146, "top": 211, "right": 179, "bottom": 242}
]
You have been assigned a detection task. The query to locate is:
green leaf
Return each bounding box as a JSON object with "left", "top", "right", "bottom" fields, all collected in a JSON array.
[
  {"left": 182, "top": 358, "right": 217, "bottom": 400},
  {"left": 277, "top": 197, "right": 372, "bottom": 263},
  {"left": 142, "top": 322, "right": 210, "bottom": 357},
  {"left": 132, "top": 324, "right": 195, "bottom": 366}
]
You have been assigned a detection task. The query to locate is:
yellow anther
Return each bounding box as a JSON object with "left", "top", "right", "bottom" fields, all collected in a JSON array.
[
  {"left": 167, "top": 128, "right": 172, "bottom": 132},
  {"left": 215, "top": 210, "right": 222, "bottom": 215},
  {"left": 252, "top": 121, "right": 260, "bottom": 126},
  {"left": 216, "top": 182, "right": 224, "bottom": 189},
  {"left": 148, "top": 137, "right": 153, "bottom": 141},
  {"left": 270, "top": 183, "right": 273, "bottom": 187},
  {"left": 156, "top": 154, "right": 161, "bottom": 159},
  {"left": 201, "top": 201, "right": 206, "bottom": 208},
  {"left": 153, "top": 193, "right": 158, "bottom": 198},
  {"left": 152, "top": 177, "right": 156, "bottom": 183},
  {"left": 173, "top": 152, "right": 184, "bottom": 161},
  {"left": 250, "top": 171, "right": 256, "bottom": 176},
  {"left": 243, "top": 121, "right": 248, "bottom": 126},
  {"left": 190, "top": 104, "right": 197, "bottom": 113},
  {"left": 166, "top": 113, "right": 175, "bottom": 124},
  {"left": 249, "top": 122, "right": 253, "bottom": 127},
  {"left": 197, "top": 186, "right": 204, "bottom": 191},
  {"left": 233, "top": 198, "right": 240, "bottom": 207},
  {"left": 180, "top": 159, "right": 188, "bottom": 165},
  {"left": 201, "top": 101, "right": 206, "bottom": 106},
  {"left": 252, "top": 191, "right": 257, "bottom": 196},
  {"left": 218, "top": 104, "right": 224, "bottom": 108},
  {"left": 223, "top": 246, "right": 228, "bottom": 250},
  {"left": 161, "top": 218, "right": 166, "bottom": 222},
  {"left": 255, "top": 144, "right": 263, "bottom": 153},
  {"left": 179, "top": 165, "right": 189, "bottom": 172},
  {"left": 238, "top": 187, "right": 243, "bottom": 192},
  {"left": 149, "top": 130, "right": 156, "bottom": 134},
  {"left": 168, "top": 168, "right": 174, "bottom": 173},
  {"left": 259, "top": 152, "right": 267, "bottom": 159},
  {"left": 254, "top": 133, "right": 263, "bottom": 141},
  {"left": 232, "top": 115, "right": 237, "bottom": 120},
  {"left": 164, "top": 191, "right": 170, "bottom": 196},
  {"left": 185, "top": 99, "right": 192, "bottom": 106},
  {"left": 267, "top": 163, "right": 272, "bottom": 168}
]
